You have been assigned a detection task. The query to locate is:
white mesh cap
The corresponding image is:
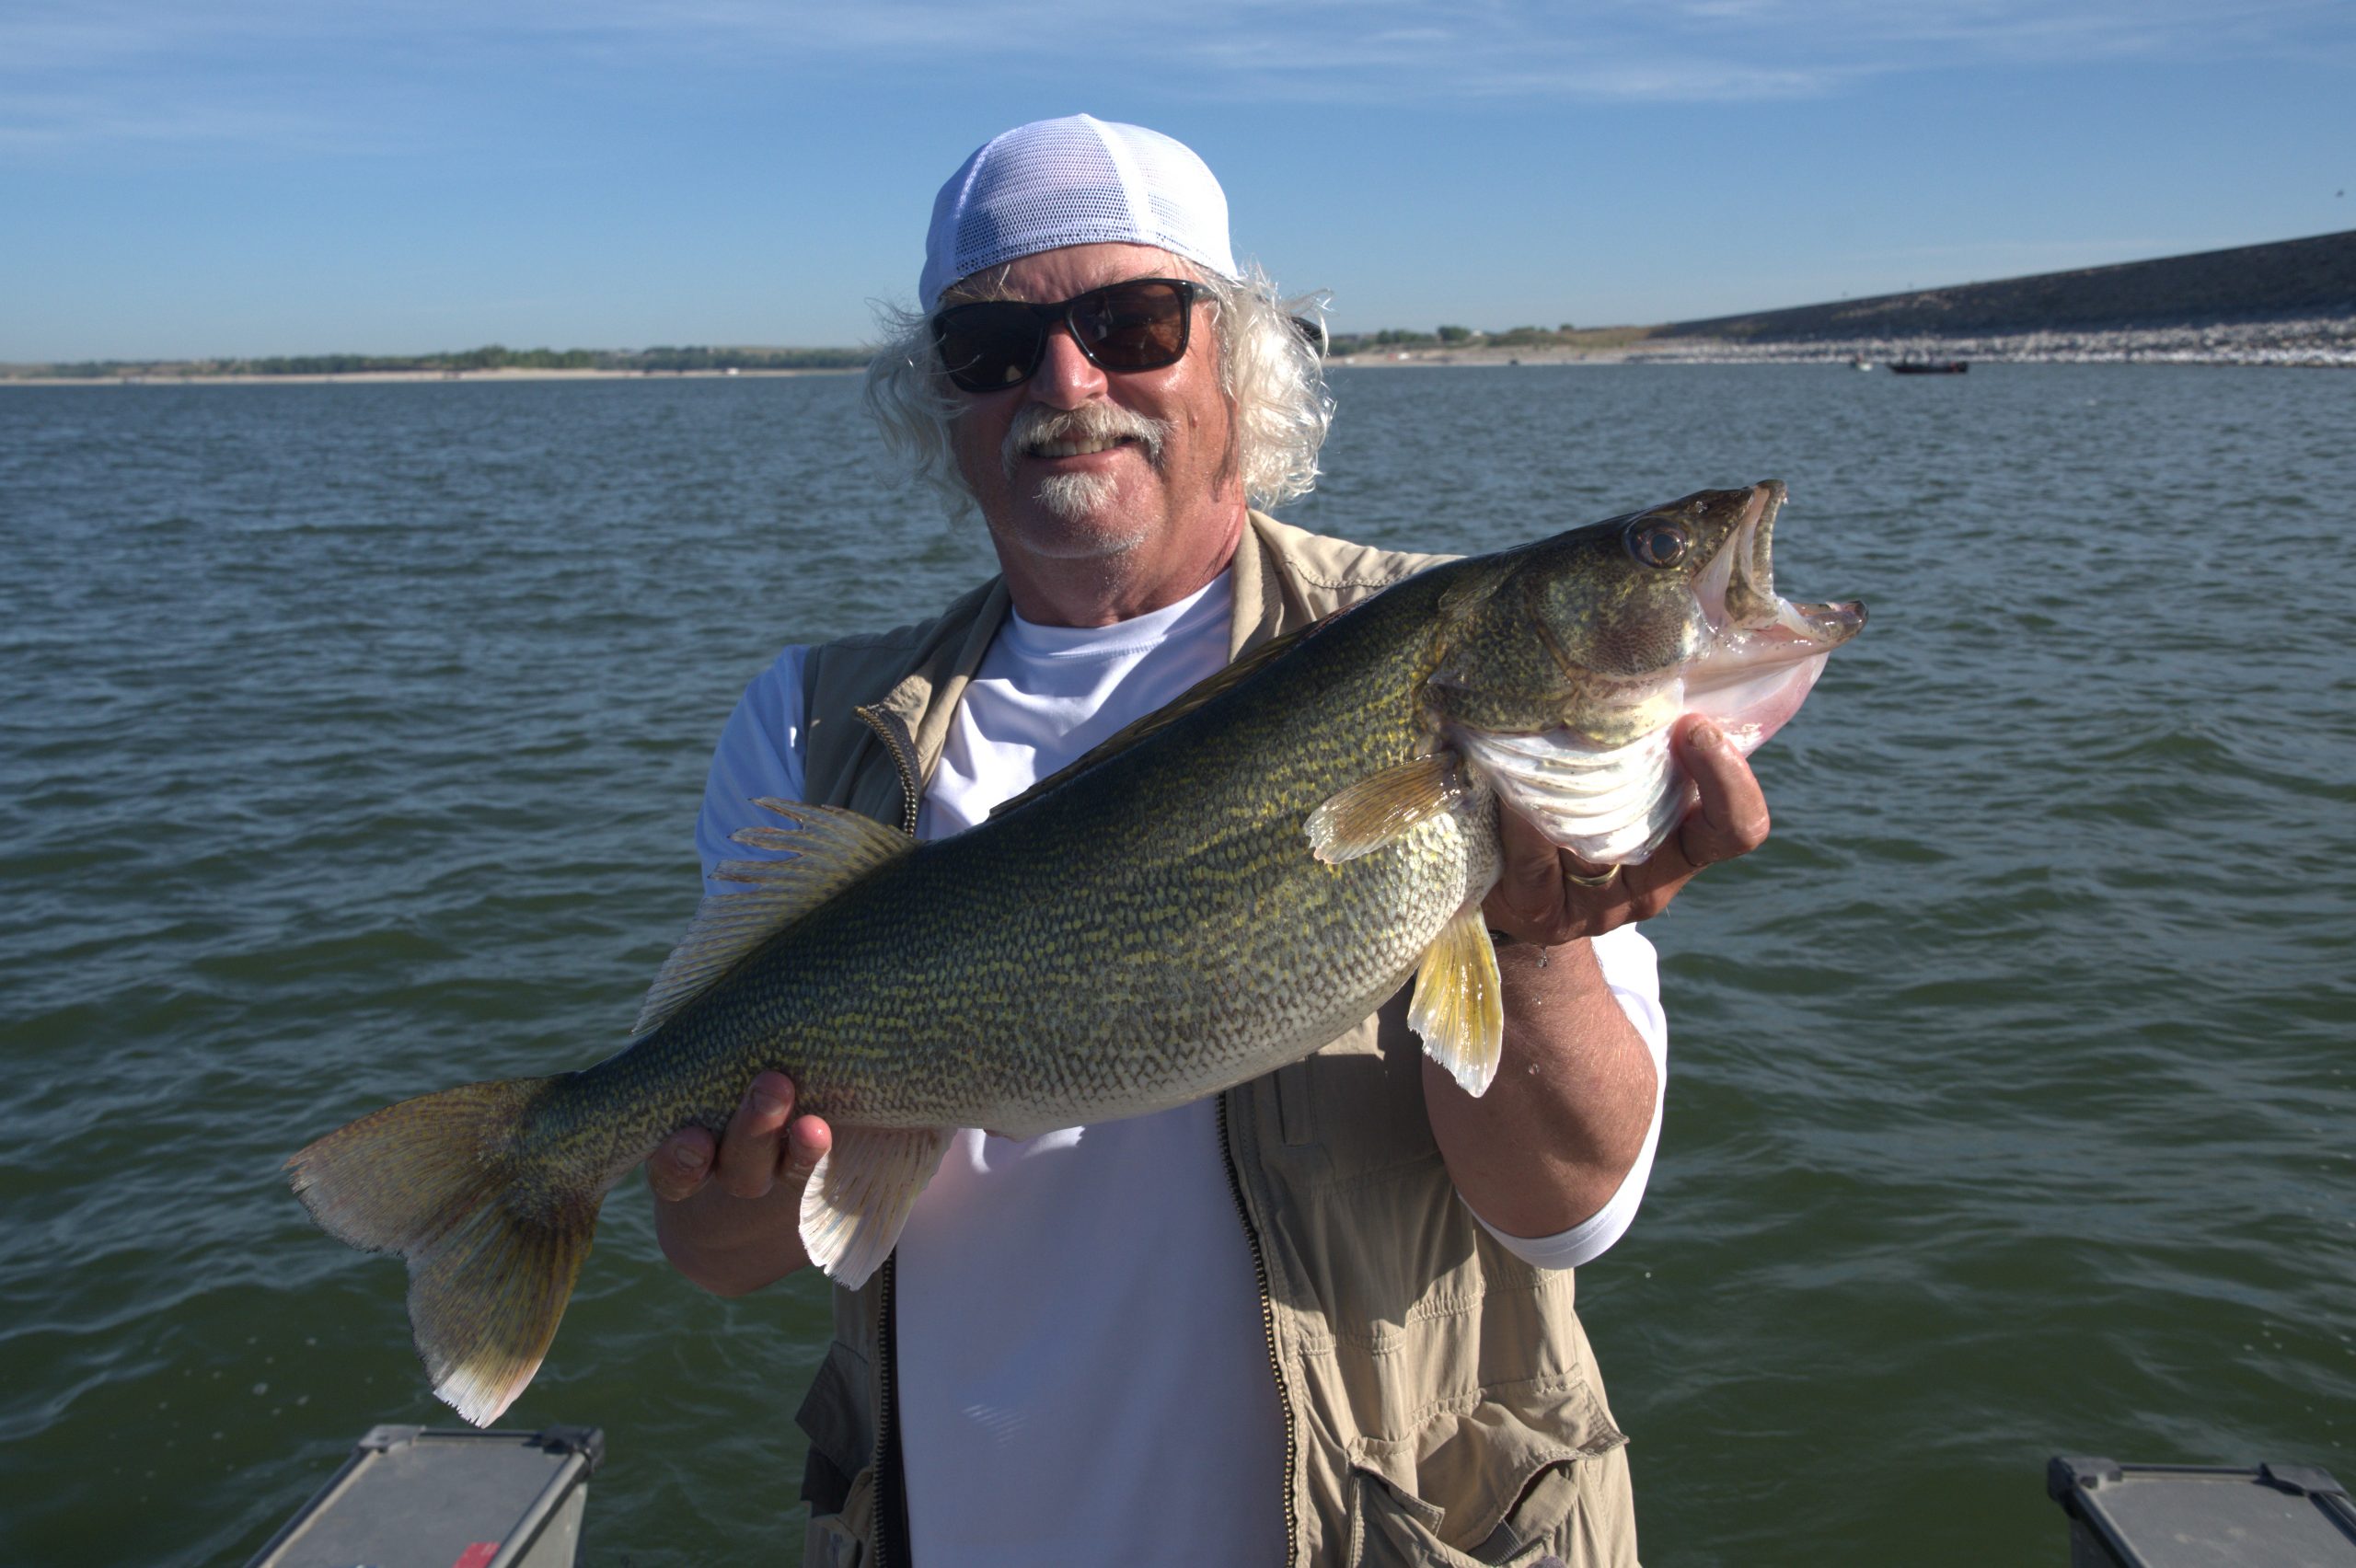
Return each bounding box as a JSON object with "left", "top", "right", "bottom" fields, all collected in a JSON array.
[{"left": 919, "top": 114, "right": 1241, "bottom": 309}]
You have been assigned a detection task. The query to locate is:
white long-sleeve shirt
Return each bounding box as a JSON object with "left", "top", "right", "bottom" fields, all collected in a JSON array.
[{"left": 698, "top": 571, "right": 1668, "bottom": 1567}]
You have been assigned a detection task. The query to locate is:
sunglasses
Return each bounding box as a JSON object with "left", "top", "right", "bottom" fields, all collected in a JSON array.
[{"left": 932, "top": 277, "right": 1211, "bottom": 393}]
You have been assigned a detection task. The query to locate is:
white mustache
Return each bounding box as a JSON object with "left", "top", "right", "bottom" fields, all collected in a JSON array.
[{"left": 1001, "top": 403, "right": 1172, "bottom": 478}]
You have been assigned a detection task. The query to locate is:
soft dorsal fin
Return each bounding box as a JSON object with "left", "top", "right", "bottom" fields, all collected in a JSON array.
[
  {"left": 630, "top": 800, "right": 916, "bottom": 1038},
  {"left": 989, "top": 612, "right": 1335, "bottom": 821}
]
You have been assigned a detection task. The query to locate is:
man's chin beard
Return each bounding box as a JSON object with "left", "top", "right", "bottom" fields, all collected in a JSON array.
[
  {"left": 999, "top": 471, "right": 1150, "bottom": 559},
  {"left": 1034, "top": 470, "right": 1121, "bottom": 525}
]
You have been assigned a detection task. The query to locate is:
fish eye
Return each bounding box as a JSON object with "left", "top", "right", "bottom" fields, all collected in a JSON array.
[{"left": 1627, "top": 521, "right": 1690, "bottom": 569}]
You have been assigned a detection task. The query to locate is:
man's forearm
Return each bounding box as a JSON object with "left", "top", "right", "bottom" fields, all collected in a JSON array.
[{"left": 1423, "top": 937, "right": 1659, "bottom": 1238}]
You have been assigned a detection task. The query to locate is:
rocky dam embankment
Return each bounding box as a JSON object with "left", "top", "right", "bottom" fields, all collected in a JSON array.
[{"left": 1638, "top": 228, "right": 2356, "bottom": 366}]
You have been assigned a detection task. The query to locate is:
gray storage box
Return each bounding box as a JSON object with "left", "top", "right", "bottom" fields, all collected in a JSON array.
[
  {"left": 2050, "top": 1457, "right": 2356, "bottom": 1568},
  {"left": 248, "top": 1424, "right": 604, "bottom": 1568}
]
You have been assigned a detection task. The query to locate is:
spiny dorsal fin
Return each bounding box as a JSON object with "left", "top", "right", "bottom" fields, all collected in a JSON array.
[
  {"left": 1305, "top": 752, "right": 1469, "bottom": 863},
  {"left": 1409, "top": 903, "right": 1504, "bottom": 1097},
  {"left": 631, "top": 801, "right": 915, "bottom": 1038},
  {"left": 988, "top": 613, "right": 1336, "bottom": 821}
]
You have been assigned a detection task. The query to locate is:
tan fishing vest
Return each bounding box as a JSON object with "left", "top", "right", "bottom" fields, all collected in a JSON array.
[{"left": 791, "top": 512, "right": 1637, "bottom": 1568}]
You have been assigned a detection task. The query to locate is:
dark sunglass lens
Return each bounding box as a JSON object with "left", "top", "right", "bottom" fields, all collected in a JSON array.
[
  {"left": 936, "top": 306, "right": 1043, "bottom": 390},
  {"left": 1074, "top": 282, "right": 1190, "bottom": 371}
]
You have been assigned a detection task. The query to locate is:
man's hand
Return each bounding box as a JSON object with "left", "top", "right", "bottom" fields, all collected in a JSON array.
[
  {"left": 1482, "top": 714, "right": 1772, "bottom": 946},
  {"left": 1434, "top": 714, "right": 1772, "bottom": 1239},
  {"left": 648, "top": 1070, "right": 833, "bottom": 1297}
]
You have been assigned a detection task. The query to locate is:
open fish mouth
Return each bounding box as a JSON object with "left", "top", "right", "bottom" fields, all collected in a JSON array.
[
  {"left": 1683, "top": 479, "right": 1865, "bottom": 752},
  {"left": 1694, "top": 480, "right": 1867, "bottom": 665},
  {"left": 1454, "top": 479, "right": 1866, "bottom": 866}
]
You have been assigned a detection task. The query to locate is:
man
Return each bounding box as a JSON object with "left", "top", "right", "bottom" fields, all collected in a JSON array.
[{"left": 647, "top": 115, "right": 1769, "bottom": 1567}]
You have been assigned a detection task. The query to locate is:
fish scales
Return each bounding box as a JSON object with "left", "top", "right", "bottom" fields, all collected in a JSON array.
[
  {"left": 564, "top": 562, "right": 1483, "bottom": 1155},
  {"left": 286, "top": 481, "right": 1864, "bottom": 1425}
]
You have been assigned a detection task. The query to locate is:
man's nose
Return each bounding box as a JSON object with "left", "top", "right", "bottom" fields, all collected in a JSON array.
[{"left": 1025, "top": 321, "right": 1109, "bottom": 408}]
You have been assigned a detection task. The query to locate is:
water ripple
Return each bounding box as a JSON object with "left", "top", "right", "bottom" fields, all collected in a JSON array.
[{"left": 2, "top": 368, "right": 2350, "bottom": 1564}]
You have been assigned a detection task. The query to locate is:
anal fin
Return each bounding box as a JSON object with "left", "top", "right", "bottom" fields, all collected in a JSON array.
[
  {"left": 1409, "top": 905, "right": 1504, "bottom": 1098},
  {"left": 800, "top": 1126, "right": 953, "bottom": 1290}
]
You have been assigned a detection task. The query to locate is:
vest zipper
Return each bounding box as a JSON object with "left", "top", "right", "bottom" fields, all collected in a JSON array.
[
  {"left": 851, "top": 704, "right": 924, "bottom": 836},
  {"left": 871, "top": 1252, "right": 903, "bottom": 1568},
  {"left": 1218, "top": 1091, "right": 1300, "bottom": 1566},
  {"left": 849, "top": 702, "right": 914, "bottom": 1568}
]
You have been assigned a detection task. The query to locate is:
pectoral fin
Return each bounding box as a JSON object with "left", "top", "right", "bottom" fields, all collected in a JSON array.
[
  {"left": 1409, "top": 905, "right": 1504, "bottom": 1098},
  {"left": 799, "top": 1126, "right": 953, "bottom": 1290},
  {"left": 1305, "top": 753, "right": 1468, "bottom": 864}
]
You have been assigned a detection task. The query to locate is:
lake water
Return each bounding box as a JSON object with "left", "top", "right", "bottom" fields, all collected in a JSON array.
[{"left": 2, "top": 364, "right": 2350, "bottom": 1565}]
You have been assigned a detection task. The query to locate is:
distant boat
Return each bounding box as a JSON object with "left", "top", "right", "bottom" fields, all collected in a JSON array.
[
  {"left": 1889, "top": 359, "right": 1969, "bottom": 375},
  {"left": 1850, "top": 357, "right": 1874, "bottom": 371}
]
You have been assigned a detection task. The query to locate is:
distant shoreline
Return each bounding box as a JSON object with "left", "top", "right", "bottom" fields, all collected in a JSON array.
[
  {"left": 0, "top": 365, "right": 857, "bottom": 388},
  {"left": 9, "top": 310, "right": 2353, "bottom": 388},
  {"left": 10, "top": 329, "right": 2350, "bottom": 387},
  {"left": 17, "top": 228, "right": 2351, "bottom": 384}
]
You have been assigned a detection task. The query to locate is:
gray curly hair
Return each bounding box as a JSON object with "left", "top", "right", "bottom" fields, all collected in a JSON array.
[{"left": 862, "top": 260, "right": 1334, "bottom": 519}]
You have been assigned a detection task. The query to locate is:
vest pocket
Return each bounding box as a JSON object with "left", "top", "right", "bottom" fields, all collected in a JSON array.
[
  {"left": 795, "top": 1340, "right": 874, "bottom": 1507},
  {"left": 1347, "top": 1458, "right": 1587, "bottom": 1567},
  {"left": 1341, "top": 1369, "right": 1625, "bottom": 1568},
  {"left": 801, "top": 1461, "right": 876, "bottom": 1568},
  {"left": 796, "top": 1338, "right": 878, "bottom": 1561}
]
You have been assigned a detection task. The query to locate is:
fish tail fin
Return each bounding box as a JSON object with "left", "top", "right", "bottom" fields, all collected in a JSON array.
[{"left": 286, "top": 1075, "right": 599, "bottom": 1427}]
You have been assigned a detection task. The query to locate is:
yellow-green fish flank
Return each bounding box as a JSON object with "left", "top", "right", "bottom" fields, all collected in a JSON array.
[{"left": 287, "top": 480, "right": 1864, "bottom": 1425}]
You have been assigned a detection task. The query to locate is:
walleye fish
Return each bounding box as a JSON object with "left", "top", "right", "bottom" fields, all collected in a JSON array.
[{"left": 289, "top": 480, "right": 1862, "bottom": 1426}]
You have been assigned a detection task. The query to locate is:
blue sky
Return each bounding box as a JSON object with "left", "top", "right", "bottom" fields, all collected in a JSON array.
[{"left": 4, "top": 1, "right": 2350, "bottom": 360}]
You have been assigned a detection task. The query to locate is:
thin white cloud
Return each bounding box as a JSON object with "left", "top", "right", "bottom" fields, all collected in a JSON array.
[
  {"left": 1, "top": 0, "right": 2347, "bottom": 148},
  {"left": 0, "top": 89, "right": 360, "bottom": 153}
]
